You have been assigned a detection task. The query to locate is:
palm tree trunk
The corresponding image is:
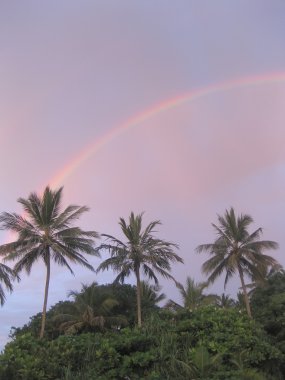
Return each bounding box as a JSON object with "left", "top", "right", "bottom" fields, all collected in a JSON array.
[
  {"left": 40, "top": 253, "right": 51, "bottom": 338},
  {"left": 135, "top": 266, "right": 142, "bottom": 328},
  {"left": 237, "top": 266, "right": 252, "bottom": 318}
]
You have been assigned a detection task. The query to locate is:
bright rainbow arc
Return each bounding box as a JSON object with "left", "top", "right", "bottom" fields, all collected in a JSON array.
[{"left": 50, "top": 72, "right": 285, "bottom": 189}]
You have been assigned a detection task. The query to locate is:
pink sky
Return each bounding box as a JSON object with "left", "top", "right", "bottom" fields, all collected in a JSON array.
[{"left": 0, "top": 1, "right": 285, "bottom": 348}]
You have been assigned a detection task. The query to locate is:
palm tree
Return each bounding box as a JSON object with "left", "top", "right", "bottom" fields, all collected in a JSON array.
[
  {"left": 0, "top": 186, "right": 99, "bottom": 338},
  {"left": 246, "top": 264, "right": 283, "bottom": 296},
  {"left": 214, "top": 293, "right": 235, "bottom": 309},
  {"left": 55, "top": 282, "right": 127, "bottom": 334},
  {"left": 140, "top": 281, "right": 166, "bottom": 316},
  {"left": 187, "top": 344, "right": 221, "bottom": 379},
  {"left": 230, "top": 350, "right": 266, "bottom": 380},
  {"left": 96, "top": 212, "right": 183, "bottom": 327},
  {"left": 178, "top": 277, "right": 217, "bottom": 310},
  {"left": 196, "top": 208, "right": 279, "bottom": 318},
  {"left": 166, "top": 276, "right": 217, "bottom": 311},
  {"left": 0, "top": 263, "right": 18, "bottom": 305}
]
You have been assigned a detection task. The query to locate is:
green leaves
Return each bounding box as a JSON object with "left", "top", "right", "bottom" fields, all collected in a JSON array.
[
  {"left": 96, "top": 212, "right": 182, "bottom": 326},
  {"left": 0, "top": 263, "right": 18, "bottom": 305},
  {"left": 0, "top": 186, "right": 99, "bottom": 336},
  {"left": 1, "top": 306, "right": 284, "bottom": 380},
  {"left": 54, "top": 283, "right": 128, "bottom": 335},
  {"left": 196, "top": 208, "right": 279, "bottom": 317}
]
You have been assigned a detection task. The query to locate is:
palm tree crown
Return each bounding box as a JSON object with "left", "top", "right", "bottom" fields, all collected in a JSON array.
[
  {"left": 214, "top": 293, "right": 236, "bottom": 309},
  {"left": 0, "top": 263, "right": 18, "bottom": 306},
  {"left": 54, "top": 282, "right": 127, "bottom": 334},
  {"left": 178, "top": 277, "right": 217, "bottom": 310},
  {"left": 0, "top": 186, "right": 99, "bottom": 337},
  {"left": 166, "top": 276, "right": 217, "bottom": 311},
  {"left": 96, "top": 212, "right": 183, "bottom": 327},
  {"left": 140, "top": 281, "right": 166, "bottom": 316},
  {"left": 196, "top": 207, "right": 279, "bottom": 318}
]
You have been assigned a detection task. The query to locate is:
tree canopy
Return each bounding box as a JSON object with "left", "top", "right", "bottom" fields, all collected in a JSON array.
[
  {"left": 196, "top": 207, "right": 279, "bottom": 317},
  {"left": 0, "top": 186, "right": 99, "bottom": 337},
  {"left": 96, "top": 212, "right": 183, "bottom": 326}
]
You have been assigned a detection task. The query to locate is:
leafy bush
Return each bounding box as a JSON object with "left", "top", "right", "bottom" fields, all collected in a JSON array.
[{"left": 0, "top": 307, "right": 283, "bottom": 379}]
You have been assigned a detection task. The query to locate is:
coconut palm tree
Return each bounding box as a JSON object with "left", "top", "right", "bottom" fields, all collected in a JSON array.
[
  {"left": 55, "top": 282, "right": 127, "bottom": 334},
  {"left": 0, "top": 186, "right": 99, "bottom": 337},
  {"left": 179, "top": 277, "right": 217, "bottom": 310},
  {"left": 166, "top": 276, "right": 217, "bottom": 311},
  {"left": 96, "top": 212, "right": 183, "bottom": 327},
  {"left": 187, "top": 344, "right": 221, "bottom": 379},
  {"left": 140, "top": 281, "right": 166, "bottom": 316},
  {"left": 214, "top": 293, "right": 235, "bottom": 309},
  {"left": 196, "top": 208, "right": 279, "bottom": 318},
  {"left": 0, "top": 263, "right": 18, "bottom": 305},
  {"left": 246, "top": 264, "right": 283, "bottom": 296}
]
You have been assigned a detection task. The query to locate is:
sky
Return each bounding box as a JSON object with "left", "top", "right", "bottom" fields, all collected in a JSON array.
[{"left": 1, "top": 0, "right": 285, "bottom": 348}]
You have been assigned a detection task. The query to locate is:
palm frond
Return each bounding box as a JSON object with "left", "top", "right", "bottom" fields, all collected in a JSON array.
[
  {"left": 0, "top": 186, "right": 99, "bottom": 326},
  {"left": 196, "top": 208, "right": 279, "bottom": 317}
]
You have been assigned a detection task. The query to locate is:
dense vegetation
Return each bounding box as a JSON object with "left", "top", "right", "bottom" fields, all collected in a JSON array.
[
  {"left": 0, "top": 187, "right": 284, "bottom": 379},
  {"left": 1, "top": 279, "right": 285, "bottom": 379}
]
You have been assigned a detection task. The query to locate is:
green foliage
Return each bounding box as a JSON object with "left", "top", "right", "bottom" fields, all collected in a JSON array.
[
  {"left": 10, "top": 301, "right": 72, "bottom": 340},
  {"left": 214, "top": 293, "right": 236, "bottom": 308},
  {"left": 196, "top": 207, "right": 279, "bottom": 317},
  {"left": 0, "top": 186, "right": 99, "bottom": 338},
  {"left": 174, "top": 306, "right": 283, "bottom": 377},
  {"left": 187, "top": 344, "right": 221, "bottom": 379},
  {"left": 0, "top": 329, "right": 157, "bottom": 379},
  {"left": 172, "top": 276, "right": 218, "bottom": 311},
  {"left": 0, "top": 263, "right": 18, "bottom": 306},
  {"left": 251, "top": 270, "right": 285, "bottom": 376},
  {"left": 0, "top": 193, "right": 283, "bottom": 379},
  {"left": 96, "top": 212, "right": 183, "bottom": 326},
  {"left": 54, "top": 282, "right": 128, "bottom": 334},
  {"left": 7, "top": 278, "right": 170, "bottom": 369},
  {"left": 0, "top": 333, "right": 97, "bottom": 380},
  {"left": 0, "top": 306, "right": 284, "bottom": 380}
]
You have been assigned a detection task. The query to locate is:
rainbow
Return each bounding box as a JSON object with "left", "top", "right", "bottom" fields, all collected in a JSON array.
[{"left": 50, "top": 72, "right": 285, "bottom": 188}]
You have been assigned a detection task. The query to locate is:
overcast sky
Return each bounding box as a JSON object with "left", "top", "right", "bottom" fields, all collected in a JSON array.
[{"left": 1, "top": 1, "right": 285, "bottom": 348}]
